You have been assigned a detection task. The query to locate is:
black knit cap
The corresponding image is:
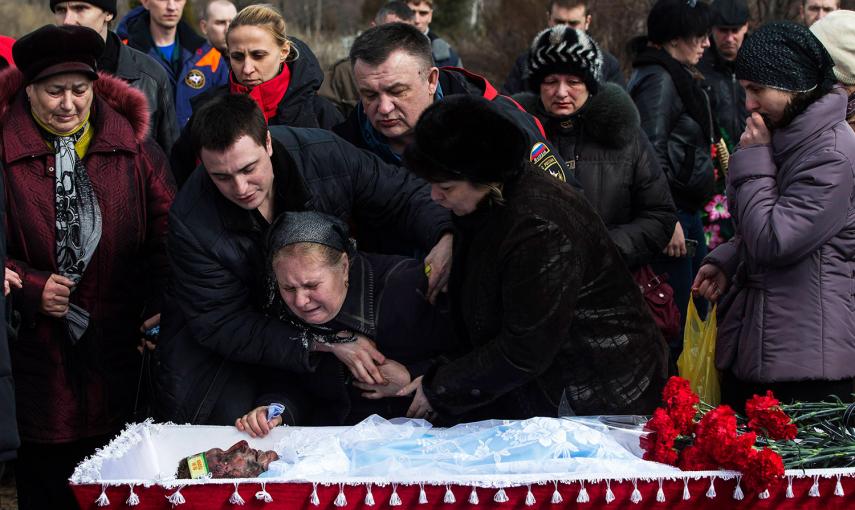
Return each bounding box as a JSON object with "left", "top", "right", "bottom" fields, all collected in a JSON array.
[
  {"left": 527, "top": 25, "right": 603, "bottom": 93},
  {"left": 50, "top": 0, "right": 117, "bottom": 15},
  {"left": 13, "top": 25, "right": 103, "bottom": 85},
  {"left": 268, "top": 211, "right": 354, "bottom": 261},
  {"left": 735, "top": 21, "right": 836, "bottom": 93},
  {"left": 710, "top": 0, "right": 749, "bottom": 27},
  {"left": 404, "top": 95, "right": 528, "bottom": 184}
]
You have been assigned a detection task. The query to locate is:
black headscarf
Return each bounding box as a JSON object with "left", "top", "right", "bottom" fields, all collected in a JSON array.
[
  {"left": 735, "top": 21, "right": 836, "bottom": 93},
  {"left": 267, "top": 211, "right": 354, "bottom": 262}
]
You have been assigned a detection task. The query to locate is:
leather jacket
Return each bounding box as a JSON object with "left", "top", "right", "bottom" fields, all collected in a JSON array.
[
  {"left": 110, "top": 32, "right": 180, "bottom": 154},
  {"left": 698, "top": 45, "right": 747, "bottom": 145},
  {"left": 629, "top": 62, "right": 716, "bottom": 212}
]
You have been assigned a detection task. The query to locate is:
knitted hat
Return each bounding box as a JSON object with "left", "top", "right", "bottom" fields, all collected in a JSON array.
[
  {"left": 403, "top": 95, "right": 528, "bottom": 184},
  {"left": 12, "top": 25, "right": 103, "bottom": 84},
  {"left": 50, "top": 0, "right": 117, "bottom": 16},
  {"left": 527, "top": 25, "right": 603, "bottom": 93},
  {"left": 710, "top": 0, "right": 749, "bottom": 27},
  {"left": 736, "top": 21, "right": 836, "bottom": 93},
  {"left": 810, "top": 10, "right": 855, "bottom": 86}
]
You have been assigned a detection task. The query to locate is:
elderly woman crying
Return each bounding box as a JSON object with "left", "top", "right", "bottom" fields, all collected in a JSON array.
[
  {"left": 235, "top": 211, "right": 456, "bottom": 433},
  {"left": 0, "top": 25, "right": 174, "bottom": 509}
]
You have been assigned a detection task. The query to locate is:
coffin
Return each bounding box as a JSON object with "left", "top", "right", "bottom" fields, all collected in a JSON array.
[{"left": 70, "top": 419, "right": 855, "bottom": 509}]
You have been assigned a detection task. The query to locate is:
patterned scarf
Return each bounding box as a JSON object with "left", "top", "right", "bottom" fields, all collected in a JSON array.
[{"left": 35, "top": 112, "right": 103, "bottom": 343}]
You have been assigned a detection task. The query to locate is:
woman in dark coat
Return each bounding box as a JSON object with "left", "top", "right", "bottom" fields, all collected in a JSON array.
[
  {"left": 236, "top": 211, "right": 455, "bottom": 431},
  {"left": 170, "top": 4, "right": 342, "bottom": 186},
  {"left": 627, "top": 0, "right": 716, "bottom": 356},
  {"left": 384, "top": 95, "right": 668, "bottom": 422},
  {"left": 1, "top": 26, "right": 174, "bottom": 509},
  {"left": 514, "top": 25, "right": 676, "bottom": 271}
]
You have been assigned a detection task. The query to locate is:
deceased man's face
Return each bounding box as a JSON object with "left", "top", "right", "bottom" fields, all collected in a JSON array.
[{"left": 183, "top": 440, "right": 279, "bottom": 479}]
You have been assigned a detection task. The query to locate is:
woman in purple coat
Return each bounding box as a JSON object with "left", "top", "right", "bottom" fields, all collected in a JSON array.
[{"left": 694, "top": 22, "right": 855, "bottom": 410}]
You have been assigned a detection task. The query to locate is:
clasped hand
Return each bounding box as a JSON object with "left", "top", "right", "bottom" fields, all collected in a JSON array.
[
  {"left": 314, "top": 333, "right": 388, "bottom": 385},
  {"left": 40, "top": 273, "right": 75, "bottom": 317},
  {"left": 739, "top": 113, "right": 771, "bottom": 147}
]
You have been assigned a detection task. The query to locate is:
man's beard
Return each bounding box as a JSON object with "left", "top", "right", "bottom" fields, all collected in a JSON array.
[{"left": 761, "top": 88, "right": 825, "bottom": 131}]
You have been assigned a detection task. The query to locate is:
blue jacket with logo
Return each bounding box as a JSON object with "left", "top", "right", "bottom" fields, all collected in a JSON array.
[{"left": 118, "top": 7, "right": 229, "bottom": 127}]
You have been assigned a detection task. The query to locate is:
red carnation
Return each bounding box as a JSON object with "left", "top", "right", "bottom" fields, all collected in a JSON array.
[
  {"left": 641, "top": 408, "right": 679, "bottom": 465},
  {"left": 678, "top": 445, "right": 716, "bottom": 471},
  {"left": 745, "top": 391, "right": 798, "bottom": 441},
  {"left": 716, "top": 431, "right": 758, "bottom": 471},
  {"left": 662, "top": 377, "right": 700, "bottom": 435},
  {"left": 741, "top": 447, "right": 785, "bottom": 494},
  {"left": 694, "top": 405, "right": 751, "bottom": 468},
  {"left": 695, "top": 405, "right": 738, "bottom": 445}
]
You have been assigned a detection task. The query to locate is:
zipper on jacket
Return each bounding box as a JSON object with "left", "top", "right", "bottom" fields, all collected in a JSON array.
[
  {"left": 731, "top": 72, "right": 739, "bottom": 138},
  {"left": 191, "top": 360, "right": 225, "bottom": 423},
  {"left": 701, "top": 88, "right": 716, "bottom": 144}
]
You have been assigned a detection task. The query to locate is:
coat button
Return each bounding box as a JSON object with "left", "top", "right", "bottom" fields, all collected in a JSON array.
[
  {"left": 470, "top": 389, "right": 481, "bottom": 397},
  {"left": 48, "top": 166, "right": 54, "bottom": 173}
]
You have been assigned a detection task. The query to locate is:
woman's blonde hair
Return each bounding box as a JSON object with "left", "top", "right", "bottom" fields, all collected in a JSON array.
[{"left": 227, "top": 4, "right": 297, "bottom": 60}]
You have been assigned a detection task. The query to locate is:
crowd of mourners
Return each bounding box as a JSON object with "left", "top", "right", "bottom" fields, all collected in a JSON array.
[{"left": 0, "top": 0, "right": 853, "bottom": 507}]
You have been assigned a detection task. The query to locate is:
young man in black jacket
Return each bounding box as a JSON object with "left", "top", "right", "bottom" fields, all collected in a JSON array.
[{"left": 156, "top": 94, "right": 453, "bottom": 425}]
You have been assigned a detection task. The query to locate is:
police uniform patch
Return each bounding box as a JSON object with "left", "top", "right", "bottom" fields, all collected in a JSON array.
[
  {"left": 540, "top": 155, "right": 566, "bottom": 182},
  {"left": 185, "top": 69, "right": 206, "bottom": 89}
]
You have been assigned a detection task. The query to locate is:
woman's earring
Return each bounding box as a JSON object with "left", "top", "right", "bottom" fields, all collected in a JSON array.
[{"left": 345, "top": 279, "right": 349, "bottom": 288}]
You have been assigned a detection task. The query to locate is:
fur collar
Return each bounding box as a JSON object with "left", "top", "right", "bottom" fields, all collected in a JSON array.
[
  {"left": 514, "top": 83, "right": 641, "bottom": 149},
  {"left": 0, "top": 67, "right": 150, "bottom": 143}
]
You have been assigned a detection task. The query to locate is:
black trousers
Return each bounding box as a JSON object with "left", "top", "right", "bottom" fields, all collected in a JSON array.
[
  {"left": 721, "top": 373, "right": 854, "bottom": 415},
  {"left": 15, "top": 434, "right": 111, "bottom": 510}
]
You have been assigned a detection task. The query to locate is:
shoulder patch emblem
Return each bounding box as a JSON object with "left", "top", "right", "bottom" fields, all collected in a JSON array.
[
  {"left": 529, "top": 142, "right": 549, "bottom": 164},
  {"left": 185, "top": 69, "right": 206, "bottom": 89},
  {"left": 530, "top": 142, "right": 565, "bottom": 182}
]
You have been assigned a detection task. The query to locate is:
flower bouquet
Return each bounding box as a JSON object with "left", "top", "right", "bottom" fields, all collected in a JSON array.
[{"left": 642, "top": 377, "right": 855, "bottom": 497}]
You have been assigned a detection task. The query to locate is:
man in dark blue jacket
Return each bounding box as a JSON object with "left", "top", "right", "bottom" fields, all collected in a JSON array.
[
  {"left": 334, "top": 23, "right": 576, "bottom": 187},
  {"left": 156, "top": 94, "right": 453, "bottom": 425},
  {"left": 407, "top": 0, "right": 461, "bottom": 67},
  {"left": 119, "top": 1, "right": 228, "bottom": 128}
]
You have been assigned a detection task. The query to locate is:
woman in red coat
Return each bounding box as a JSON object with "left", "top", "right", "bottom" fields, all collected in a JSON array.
[{"left": 0, "top": 25, "right": 175, "bottom": 509}]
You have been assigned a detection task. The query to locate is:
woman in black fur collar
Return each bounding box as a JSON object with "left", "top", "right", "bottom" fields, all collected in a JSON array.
[{"left": 514, "top": 25, "right": 676, "bottom": 272}]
